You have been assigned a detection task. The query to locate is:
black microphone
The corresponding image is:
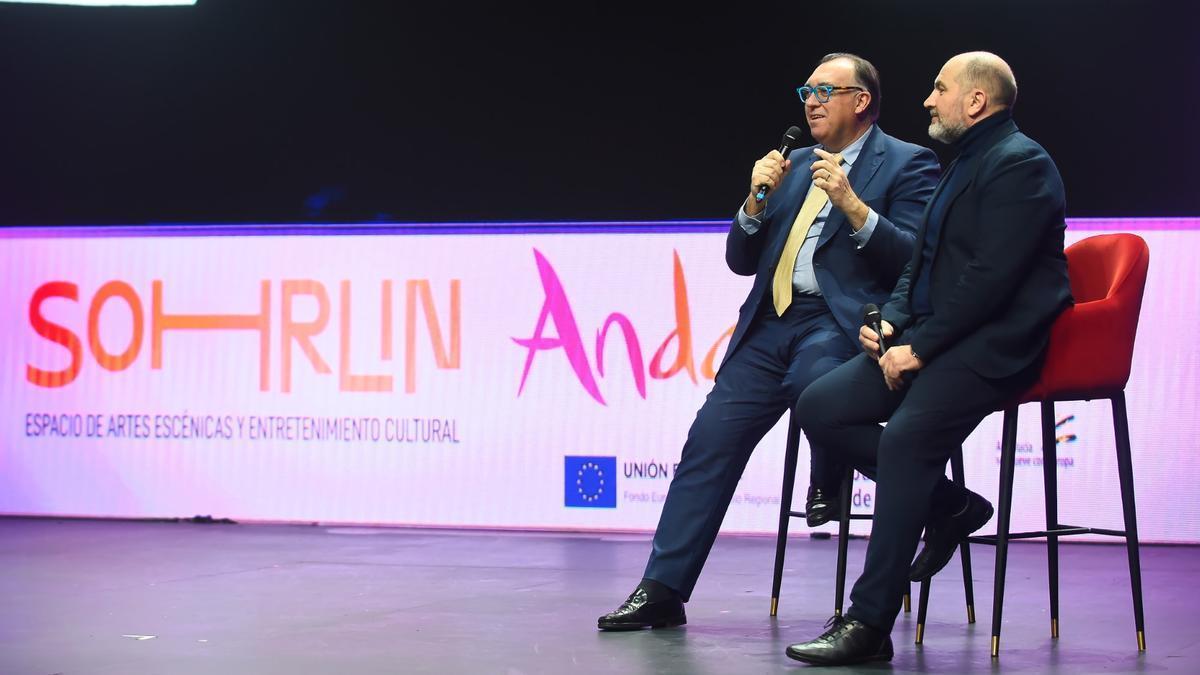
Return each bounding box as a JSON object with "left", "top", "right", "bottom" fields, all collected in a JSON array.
[
  {"left": 754, "top": 125, "right": 804, "bottom": 203},
  {"left": 862, "top": 303, "right": 887, "bottom": 357}
]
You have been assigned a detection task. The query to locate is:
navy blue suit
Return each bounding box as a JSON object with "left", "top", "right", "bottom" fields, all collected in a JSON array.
[
  {"left": 642, "top": 126, "right": 939, "bottom": 600},
  {"left": 724, "top": 127, "right": 940, "bottom": 361}
]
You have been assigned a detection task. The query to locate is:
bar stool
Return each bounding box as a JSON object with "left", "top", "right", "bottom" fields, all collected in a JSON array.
[
  {"left": 771, "top": 409, "right": 976, "bottom": 628},
  {"left": 916, "top": 233, "right": 1150, "bottom": 657}
]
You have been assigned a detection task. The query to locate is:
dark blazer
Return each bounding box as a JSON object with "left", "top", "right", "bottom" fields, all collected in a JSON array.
[
  {"left": 883, "top": 115, "right": 1072, "bottom": 379},
  {"left": 723, "top": 125, "right": 940, "bottom": 367}
]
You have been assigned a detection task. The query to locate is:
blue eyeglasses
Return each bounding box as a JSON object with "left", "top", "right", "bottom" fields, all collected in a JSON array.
[{"left": 796, "top": 84, "right": 865, "bottom": 103}]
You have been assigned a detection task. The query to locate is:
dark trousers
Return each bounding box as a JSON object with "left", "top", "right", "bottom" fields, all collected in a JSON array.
[
  {"left": 643, "top": 295, "right": 856, "bottom": 601},
  {"left": 796, "top": 348, "right": 1037, "bottom": 632}
]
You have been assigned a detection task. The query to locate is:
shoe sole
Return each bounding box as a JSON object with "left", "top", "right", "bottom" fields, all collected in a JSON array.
[
  {"left": 806, "top": 514, "right": 834, "bottom": 528},
  {"left": 785, "top": 650, "right": 893, "bottom": 666},
  {"left": 805, "top": 505, "right": 839, "bottom": 528},
  {"left": 597, "top": 616, "right": 687, "bottom": 631},
  {"left": 909, "top": 503, "right": 995, "bottom": 582}
]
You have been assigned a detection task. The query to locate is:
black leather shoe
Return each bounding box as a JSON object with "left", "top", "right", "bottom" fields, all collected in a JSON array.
[
  {"left": 597, "top": 587, "right": 686, "bottom": 631},
  {"left": 909, "top": 489, "right": 994, "bottom": 582},
  {"left": 805, "top": 486, "right": 840, "bottom": 527},
  {"left": 785, "top": 615, "right": 893, "bottom": 666}
]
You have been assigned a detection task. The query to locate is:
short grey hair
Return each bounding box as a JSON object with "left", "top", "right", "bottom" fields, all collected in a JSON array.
[{"left": 819, "top": 52, "right": 881, "bottom": 121}]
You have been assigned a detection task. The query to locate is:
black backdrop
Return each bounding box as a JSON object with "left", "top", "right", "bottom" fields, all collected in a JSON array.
[{"left": 1, "top": 0, "right": 1196, "bottom": 226}]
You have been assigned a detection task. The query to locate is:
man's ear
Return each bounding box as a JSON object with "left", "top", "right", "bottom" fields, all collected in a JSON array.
[
  {"left": 855, "top": 92, "right": 871, "bottom": 116},
  {"left": 966, "top": 89, "right": 988, "bottom": 118}
]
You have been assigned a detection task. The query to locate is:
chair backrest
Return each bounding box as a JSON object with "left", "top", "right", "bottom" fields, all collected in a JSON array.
[
  {"left": 1066, "top": 233, "right": 1151, "bottom": 305},
  {"left": 1022, "top": 233, "right": 1150, "bottom": 402}
]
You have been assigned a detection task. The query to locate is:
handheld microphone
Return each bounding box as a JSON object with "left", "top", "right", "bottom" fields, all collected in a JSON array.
[
  {"left": 862, "top": 303, "right": 887, "bottom": 357},
  {"left": 754, "top": 125, "right": 804, "bottom": 203}
]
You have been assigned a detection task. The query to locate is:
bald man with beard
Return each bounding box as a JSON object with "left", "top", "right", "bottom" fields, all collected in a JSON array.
[{"left": 783, "top": 52, "right": 1072, "bottom": 666}]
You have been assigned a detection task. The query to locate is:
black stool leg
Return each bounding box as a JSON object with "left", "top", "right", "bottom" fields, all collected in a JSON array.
[
  {"left": 834, "top": 467, "right": 853, "bottom": 616},
  {"left": 915, "top": 579, "right": 931, "bottom": 644},
  {"left": 770, "top": 410, "right": 802, "bottom": 616},
  {"left": 992, "top": 406, "right": 1019, "bottom": 658},
  {"left": 951, "top": 446, "right": 976, "bottom": 624},
  {"left": 1041, "top": 401, "right": 1060, "bottom": 639},
  {"left": 916, "top": 445, "right": 972, "bottom": 643},
  {"left": 1112, "top": 393, "right": 1147, "bottom": 651}
]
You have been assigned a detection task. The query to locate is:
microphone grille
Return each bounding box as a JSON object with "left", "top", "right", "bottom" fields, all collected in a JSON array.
[{"left": 781, "top": 125, "right": 804, "bottom": 151}]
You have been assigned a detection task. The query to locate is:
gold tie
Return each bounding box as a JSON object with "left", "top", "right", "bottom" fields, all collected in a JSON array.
[{"left": 771, "top": 153, "right": 843, "bottom": 316}]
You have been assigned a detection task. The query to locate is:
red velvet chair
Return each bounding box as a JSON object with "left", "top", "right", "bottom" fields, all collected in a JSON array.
[{"left": 916, "top": 232, "right": 1151, "bottom": 657}]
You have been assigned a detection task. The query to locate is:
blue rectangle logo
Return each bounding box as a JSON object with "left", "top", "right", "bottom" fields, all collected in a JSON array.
[{"left": 564, "top": 455, "right": 617, "bottom": 508}]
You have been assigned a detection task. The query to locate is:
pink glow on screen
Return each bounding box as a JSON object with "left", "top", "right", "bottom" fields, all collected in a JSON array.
[{"left": 1, "top": 219, "right": 1197, "bottom": 542}]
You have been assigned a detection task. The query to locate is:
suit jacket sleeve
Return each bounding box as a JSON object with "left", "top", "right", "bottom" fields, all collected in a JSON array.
[
  {"left": 855, "top": 146, "right": 940, "bottom": 286},
  {"left": 882, "top": 260, "right": 915, "bottom": 331},
  {"left": 904, "top": 147, "right": 1065, "bottom": 362},
  {"left": 726, "top": 207, "right": 769, "bottom": 276}
]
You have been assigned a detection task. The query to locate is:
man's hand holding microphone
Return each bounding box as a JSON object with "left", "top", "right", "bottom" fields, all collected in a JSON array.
[
  {"left": 744, "top": 125, "right": 870, "bottom": 232},
  {"left": 861, "top": 304, "right": 922, "bottom": 391}
]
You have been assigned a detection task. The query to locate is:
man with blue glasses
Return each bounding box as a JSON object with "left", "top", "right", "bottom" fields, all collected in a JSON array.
[{"left": 598, "top": 53, "right": 940, "bottom": 631}]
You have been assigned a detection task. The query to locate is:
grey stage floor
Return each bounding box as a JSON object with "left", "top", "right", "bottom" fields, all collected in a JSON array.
[{"left": 1, "top": 519, "right": 1197, "bottom": 674}]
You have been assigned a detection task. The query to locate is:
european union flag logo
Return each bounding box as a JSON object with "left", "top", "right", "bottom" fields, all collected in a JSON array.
[{"left": 564, "top": 455, "right": 617, "bottom": 508}]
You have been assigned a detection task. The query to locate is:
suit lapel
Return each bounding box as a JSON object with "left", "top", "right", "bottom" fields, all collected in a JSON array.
[
  {"left": 904, "top": 148, "right": 986, "bottom": 296},
  {"left": 818, "top": 127, "right": 884, "bottom": 249},
  {"left": 767, "top": 126, "right": 891, "bottom": 260},
  {"left": 903, "top": 117, "right": 1020, "bottom": 299},
  {"left": 920, "top": 117, "right": 1019, "bottom": 240},
  {"left": 936, "top": 160, "right": 977, "bottom": 217},
  {"left": 906, "top": 154, "right": 965, "bottom": 277}
]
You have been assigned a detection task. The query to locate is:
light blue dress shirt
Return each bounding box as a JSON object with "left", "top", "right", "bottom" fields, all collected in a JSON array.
[{"left": 736, "top": 125, "right": 879, "bottom": 296}]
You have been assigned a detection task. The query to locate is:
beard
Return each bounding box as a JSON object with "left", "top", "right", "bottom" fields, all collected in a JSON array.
[{"left": 928, "top": 115, "right": 967, "bottom": 144}]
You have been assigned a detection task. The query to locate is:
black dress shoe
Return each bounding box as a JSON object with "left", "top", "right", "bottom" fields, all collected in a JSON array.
[
  {"left": 909, "top": 490, "right": 994, "bottom": 582},
  {"left": 805, "top": 486, "right": 840, "bottom": 527},
  {"left": 785, "top": 615, "right": 893, "bottom": 666},
  {"left": 597, "top": 587, "right": 686, "bottom": 631}
]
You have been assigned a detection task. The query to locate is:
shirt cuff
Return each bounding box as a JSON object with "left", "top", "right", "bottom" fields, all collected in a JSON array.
[
  {"left": 849, "top": 208, "right": 879, "bottom": 249},
  {"left": 737, "top": 205, "right": 763, "bottom": 235}
]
